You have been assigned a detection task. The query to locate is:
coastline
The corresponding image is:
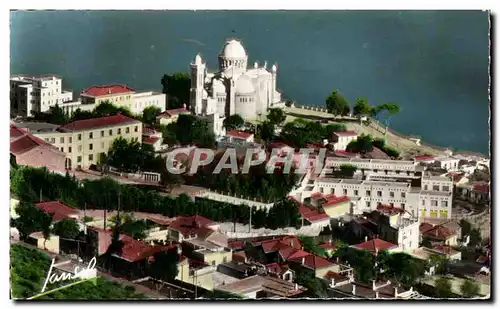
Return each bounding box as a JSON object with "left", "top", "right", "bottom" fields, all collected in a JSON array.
[{"left": 283, "top": 106, "right": 489, "bottom": 159}]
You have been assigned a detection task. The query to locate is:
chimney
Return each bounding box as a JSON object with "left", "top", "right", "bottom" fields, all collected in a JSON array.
[
  {"left": 365, "top": 236, "right": 368, "bottom": 242},
  {"left": 254, "top": 61, "right": 259, "bottom": 69},
  {"left": 394, "top": 286, "right": 399, "bottom": 297},
  {"left": 294, "top": 283, "right": 298, "bottom": 290},
  {"left": 264, "top": 61, "right": 268, "bottom": 69},
  {"left": 301, "top": 257, "right": 305, "bottom": 265},
  {"left": 328, "top": 238, "right": 332, "bottom": 244},
  {"left": 108, "top": 89, "right": 111, "bottom": 94},
  {"left": 375, "top": 291, "right": 379, "bottom": 299},
  {"left": 352, "top": 284, "right": 356, "bottom": 295},
  {"left": 290, "top": 240, "right": 294, "bottom": 247},
  {"left": 372, "top": 280, "right": 377, "bottom": 291}
]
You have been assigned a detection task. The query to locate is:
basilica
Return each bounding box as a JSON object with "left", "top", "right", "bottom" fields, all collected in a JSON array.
[{"left": 189, "top": 38, "right": 284, "bottom": 136}]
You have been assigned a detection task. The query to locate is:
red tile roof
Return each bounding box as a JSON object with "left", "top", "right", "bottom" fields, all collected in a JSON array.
[
  {"left": 422, "top": 225, "right": 456, "bottom": 240},
  {"left": 289, "top": 254, "right": 333, "bottom": 270},
  {"left": 325, "top": 271, "right": 349, "bottom": 282},
  {"left": 168, "top": 215, "right": 214, "bottom": 237},
  {"left": 118, "top": 234, "right": 172, "bottom": 262},
  {"left": 352, "top": 238, "right": 398, "bottom": 253},
  {"left": 318, "top": 242, "right": 336, "bottom": 250},
  {"left": 10, "top": 124, "right": 60, "bottom": 155},
  {"left": 10, "top": 124, "right": 26, "bottom": 141},
  {"left": 321, "top": 195, "right": 350, "bottom": 208},
  {"left": 253, "top": 236, "right": 302, "bottom": 253},
  {"left": 35, "top": 201, "right": 80, "bottom": 221},
  {"left": 298, "top": 204, "right": 330, "bottom": 223},
  {"left": 228, "top": 240, "right": 246, "bottom": 250},
  {"left": 265, "top": 263, "right": 290, "bottom": 275},
  {"left": 227, "top": 130, "right": 254, "bottom": 139},
  {"left": 143, "top": 136, "right": 161, "bottom": 145},
  {"left": 376, "top": 204, "right": 405, "bottom": 215},
  {"left": 81, "top": 85, "right": 135, "bottom": 97},
  {"left": 333, "top": 150, "right": 359, "bottom": 158},
  {"left": 158, "top": 107, "right": 188, "bottom": 118},
  {"left": 415, "top": 155, "right": 436, "bottom": 161},
  {"left": 334, "top": 130, "right": 358, "bottom": 137},
  {"left": 432, "top": 244, "right": 459, "bottom": 256},
  {"left": 472, "top": 183, "right": 490, "bottom": 194},
  {"left": 62, "top": 114, "right": 140, "bottom": 131}
]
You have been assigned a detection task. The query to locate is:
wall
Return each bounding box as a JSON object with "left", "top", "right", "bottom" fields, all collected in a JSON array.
[
  {"left": 323, "top": 201, "right": 350, "bottom": 218},
  {"left": 195, "top": 250, "right": 232, "bottom": 267},
  {"left": 176, "top": 260, "right": 215, "bottom": 291},
  {"left": 10, "top": 198, "right": 20, "bottom": 218},
  {"left": 196, "top": 191, "right": 275, "bottom": 210},
  {"left": 131, "top": 92, "right": 166, "bottom": 115},
  {"left": 36, "top": 235, "right": 60, "bottom": 254}
]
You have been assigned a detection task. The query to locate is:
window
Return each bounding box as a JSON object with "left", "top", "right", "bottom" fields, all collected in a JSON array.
[
  {"left": 89, "top": 132, "right": 93, "bottom": 139},
  {"left": 78, "top": 145, "right": 82, "bottom": 152},
  {"left": 422, "top": 200, "right": 425, "bottom": 206},
  {"left": 320, "top": 187, "right": 324, "bottom": 193},
  {"left": 101, "top": 130, "right": 104, "bottom": 137},
  {"left": 377, "top": 191, "right": 382, "bottom": 197},
  {"left": 343, "top": 189, "right": 347, "bottom": 195},
  {"left": 354, "top": 190, "right": 358, "bottom": 196},
  {"left": 390, "top": 192, "right": 395, "bottom": 198},
  {"left": 89, "top": 144, "right": 93, "bottom": 150},
  {"left": 366, "top": 190, "right": 371, "bottom": 197},
  {"left": 442, "top": 186, "right": 450, "bottom": 192},
  {"left": 60, "top": 137, "right": 64, "bottom": 143},
  {"left": 60, "top": 147, "right": 64, "bottom": 152},
  {"left": 366, "top": 201, "right": 371, "bottom": 208},
  {"left": 223, "top": 257, "right": 227, "bottom": 263},
  {"left": 211, "top": 261, "right": 216, "bottom": 266},
  {"left": 109, "top": 129, "right": 113, "bottom": 136},
  {"left": 424, "top": 185, "right": 428, "bottom": 191},
  {"left": 433, "top": 185, "right": 439, "bottom": 191},
  {"left": 89, "top": 154, "right": 93, "bottom": 161},
  {"left": 69, "top": 137, "right": 72, "bottom": 143},
  {"left": 441, "top": 200, "right": 448, "bottom": 207},
  {"left": 68, "top": 147, "right": 72, "bottom": 153},
  {"left": 50, "top": 138, "right": 55, "bottom": 144},
  {"left": 431, "top": 200, "right": 438, "bottom": 207},
  {"left": 78, "top": 134, "right": 82, "bottom": 141},
  {"left": 77, "top": 156, "right": 82, "bottom": 163},
  {"left": 401, "top": 203, "right": 405, "bottom": 209},
  {"left": 401, "top": 192, "right": 406, "bottom": 198},
  {"left": 101, "top": 142, "right": 105, "bottom": 149},
  {"left": 126, "top": 127, "right": 130, "bottom": 134},
  {"left": 118, "top": 128, "right": 121, "bottom": 135},
  {"left": 330, "top": 188, "right": 335, "bottom": 194}
]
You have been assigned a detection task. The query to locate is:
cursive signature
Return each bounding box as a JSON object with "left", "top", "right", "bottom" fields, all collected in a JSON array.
[{"left": 40, "top": 257, "right": 97, "bottom": 293}]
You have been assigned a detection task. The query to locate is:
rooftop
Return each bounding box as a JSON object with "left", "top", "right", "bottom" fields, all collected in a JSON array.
[
  {"left": 226, "top": 130, "right": 254, "bottom": 139},
  {"left": 333, "top": 130, "right": 358, "bottom": 137},
  {"left": 351, "top": 238, "right": 398, "bottom": 253},
  {"left": 157, "top": 106, "right": 189, "bottom": 118},
  {"left": 81, "top": 84, "right": 135, "bottom": 97},
  {"left": 61, "top": 114, "right": 140, "bottom": 131},
  {"left": 35, "top": 201, "right": 80, "bottom": 221}
]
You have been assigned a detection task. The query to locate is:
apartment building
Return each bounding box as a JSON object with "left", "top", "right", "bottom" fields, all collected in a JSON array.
[
  {"left": 31, "top": 114, "right": 142, "bottom": 170},
  {"left": 80, "top": 85, "right": 166, "bottom": 115},
  {"left": 296, "top": 158, "right": 453, "bottom": 219},
  {"left": 10, "top": 75, "right": 73, "bottom": 117}
]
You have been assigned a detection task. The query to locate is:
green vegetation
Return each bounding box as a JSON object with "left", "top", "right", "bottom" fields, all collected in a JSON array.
[
  {"left": 223, "top": 114, "right": 245, "bottom": 130},
  {"left": 142, "top": 106, "right": 161, "bottom": 126},
  {"left": 10, "top": 244, "right": 145, "bottom": 300},
  {"left": 280, "top": 118, "right": 326, "bottom": 147},
  {"left": 336, "top": 164, "right": 357, "bottom": 178},
  {"left": 325, "top": 122, "right": 347, "bottom": 137},
  {"left": 352, "top": 97, "right": 372, "bottom": 116},
  {"left": 460, "top": 279, "right": 481, "bottom": 298},
  {"left": 11, "top": 165, "right": 300, "bottom": 230},
  {"left": 325, "top": 90, "right": 350, "bottom": 116},
  {"left": 12, "top": 201, "right": 52, "bottom": 241},
  {"left": 346, "top": 134, "right": 374, "bottom": 154},
  {"left": 299, "top": 236, "right": 327, "bottom": 257},
  {"left": 52, "top": 218, "right": 80, "bottom": 239},
  {"left": 372, "top": 137, "right": 400, "bottom": 158},
  {"left": 103, "top": 136, "right": 160, "bottom": 173},
  {"left": 256, "top": 121, "right": 275, "bottom": 142},
  {"left": 162, "top": 114, "right": 216, "bottom": 148},
  {"left": 161, "top": 72, "right": 190, "bottom": 109},
  {"left": 434, "top": 276, "right": 454, "bottom": 298},
  {"left": 266, "top": 108, "right": 286, "bottom": 126}
]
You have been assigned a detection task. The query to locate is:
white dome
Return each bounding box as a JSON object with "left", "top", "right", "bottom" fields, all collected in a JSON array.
[
  {"left": 220, "top": 39, "right": 247, "bottom": 59},
  {"left": 235, "top": 77, "right": 255, "bottom": 94}
]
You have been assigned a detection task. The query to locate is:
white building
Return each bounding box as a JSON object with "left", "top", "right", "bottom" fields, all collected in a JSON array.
[
  {"left": 295, "top": 158, "right": 453, "bottom": 219},
  {"left": 130, "top": 91, "right": 166, "bottom": 115},
  {"left": 10, "top": 75, "right": 74, "bottom": 117},
  {"left": 435, "top": 156, "right": 460, "bottom": 171},
  {"left": 331, "top": 131, "right": 358, "bottom": 151},
  {"left": 190, "top": 39, "right": 284, "bottom": 136}
]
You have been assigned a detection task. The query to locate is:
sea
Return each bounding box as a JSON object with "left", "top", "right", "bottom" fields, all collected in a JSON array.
[{"left": 10, "top": 10, "right": 490, "bottom": 155}]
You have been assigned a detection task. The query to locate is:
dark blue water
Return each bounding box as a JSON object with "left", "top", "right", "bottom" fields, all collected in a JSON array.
[{"left": 10, "top": 10, "right": 490, "bottom": 154}]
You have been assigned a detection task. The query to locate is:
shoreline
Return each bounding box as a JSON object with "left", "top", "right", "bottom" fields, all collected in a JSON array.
[{"left": 283, "top": 106, "right": 489, "bottom": 159}]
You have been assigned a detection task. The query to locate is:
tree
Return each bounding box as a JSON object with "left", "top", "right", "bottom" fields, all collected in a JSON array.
[
  {"left": 352, "top": 97, "right": 372, "bottom": 116},
  {"left": 161, "top": 73, "right": 191, "bottom": 109},
  {"left": 434, "top": 277, "right": 454, "bottom": 298},
  {"left": 428, "top": 254, "right": 450, "bottom": 275},
  {"left": 266, "top": 108, "right": 286, "bottom": 126},
  {"left": 372, "top": 102, "right": 400, "bottom": 130},
  {"left": 346, "top": 134, "right": 374, "bottom": 154},
  {"left": 325, "top": 123, "right": 347, "bottom": 138},
  {"left": 299, "top": 236, "right": 327, "bottom": 257},
  {"left": 223, "top": 114, "right": 245, "bottom": 130},
  {"left": 70, "top": 108, "right": 95, "bottom": 122},
  {"left": 338, "top": 164, "right": 357, "bottom": 178},
  {"left": 52, "top": 218, "right": 80, "bottom": 239},
  {"left": 469, "top": 228, "right": 482, "bottom": 247},
  {"left": 420, "top": 237, "right": 433, "bottom": 248},
  {"left": 142, "top": 106, "right": 161, "bottom": 125},
  {"left": 459, "top": 219, "right": 472, "bottom": 238},
  {"left": 325, "top": 90, "right": 350, "bottom": 116},
  {"left": 460, "top": 279, "right": 481, "bottom": 298},
  {"left": 285, "top": 99, "right": 294, "bottom": 107},
  {"left": 384, "top": 252, "right": 427, "bottom": 287},
  {"left": 93, "top": 100, "right": 132, "bottom": 118},
  {"left": 47, "top": 104, "right": 69, "bottom": 125},
  {"left": 150, "top": 247, "right": 180, "bottom": 284},
  {"left": 12, "top": 201, "right": 53, "bottom": 241}
]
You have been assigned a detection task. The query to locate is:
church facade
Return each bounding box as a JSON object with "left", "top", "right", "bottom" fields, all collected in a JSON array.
[{"left": 189, "top": 39, "right": 284, "bottom": 136}]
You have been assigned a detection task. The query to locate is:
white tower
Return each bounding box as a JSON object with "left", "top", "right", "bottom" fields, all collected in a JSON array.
[
  {"left": 190, "top": 54, "right": 206, "bottom": 115},
  {"left": 218, "top": 39, "right": 248, "bottom": 78},
  {"left": 271, "top": 63, "right": 278, "bottom": 105}
]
